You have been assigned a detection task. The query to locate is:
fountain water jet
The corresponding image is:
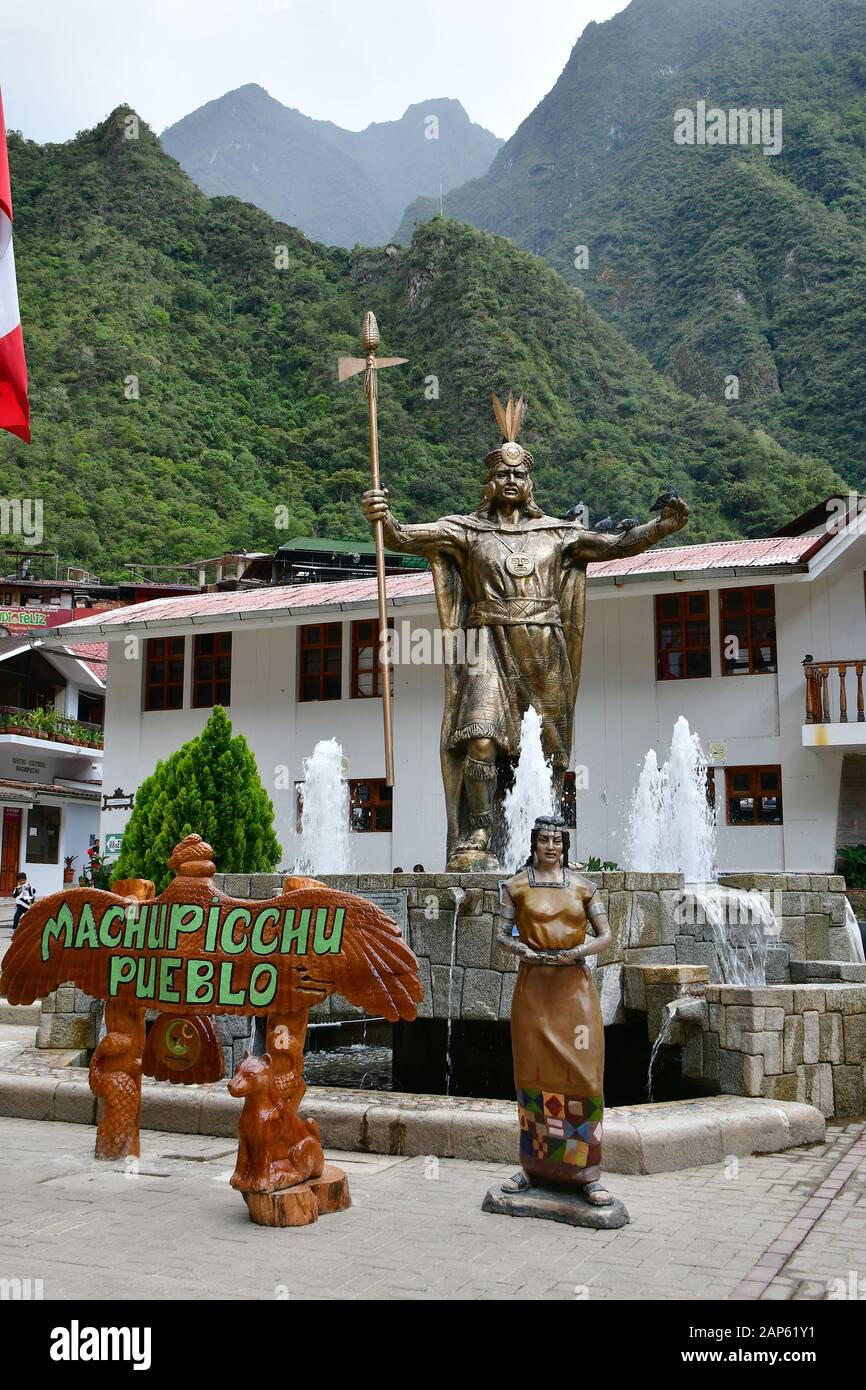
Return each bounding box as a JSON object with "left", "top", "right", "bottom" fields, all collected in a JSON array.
[
  {"left": 295, "top": 739, "right": 352, "bottom": 875},
  {"left": 503, "top": 706, "right": 555, "bottom": 872},
  {"left": 626, "top": 717, "right": 771, "bottom": 986},
  {"left": 626, "top": 716, "right": 715, "bottom": 881}
]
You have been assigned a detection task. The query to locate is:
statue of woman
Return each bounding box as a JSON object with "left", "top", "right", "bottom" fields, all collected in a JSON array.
[{"left": 497, "top": 815, "right": 614, "bottom": 1206}]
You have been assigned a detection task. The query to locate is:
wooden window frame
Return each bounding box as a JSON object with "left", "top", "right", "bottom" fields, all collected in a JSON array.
[
  {"left": 192, "top": 632, "right": 233, "bottom": 709},
  {"left": 348, "top": 778, "right": 393, "bottom": 833},
  {"left": 143, "top": 636, "right": 185, "bottom": 712},
  {"left": 719, "top": 586, "right": 777, "bottom": 676},
  {"left": 725, "top": 765, "right": 783, "bottom": 826},
  {"left": 654, "top": 591, "right": 712, "bottom": 681},
  {"left": 298, "top": 623, "right": 343, "bottom": 703},
  {"left": 350, "top": 618, "right": 394, "bottom": 698}
]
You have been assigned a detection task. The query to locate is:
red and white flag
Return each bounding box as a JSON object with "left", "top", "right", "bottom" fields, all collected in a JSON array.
[{"left": 0, "top": 87, "right": 30, "bottom": 442}]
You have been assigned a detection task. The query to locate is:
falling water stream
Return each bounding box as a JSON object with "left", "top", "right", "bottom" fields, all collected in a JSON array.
[
  {"left": 647, "top": 1002, "right": 677, "bottom": 1102},
  {"left": 844, "top": 899, "right": 866, "bottom": 965},
  {"left": 444, "top": 886, "right": 465, "bottom": 1096}
]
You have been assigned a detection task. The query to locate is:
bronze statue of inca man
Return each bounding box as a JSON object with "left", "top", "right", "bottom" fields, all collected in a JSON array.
[{"left": 363, "top": 393, "right": 689, "bottom": 869}]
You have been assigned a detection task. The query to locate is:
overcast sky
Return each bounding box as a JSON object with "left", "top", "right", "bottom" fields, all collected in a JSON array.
[{"left": 4, "top": 0, "right": 628, "bottom": 143}]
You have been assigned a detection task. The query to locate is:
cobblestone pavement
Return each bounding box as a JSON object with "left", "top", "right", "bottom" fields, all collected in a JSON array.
[{"left": 0, "top": 1117, "right": 864, "bottom": 1300}]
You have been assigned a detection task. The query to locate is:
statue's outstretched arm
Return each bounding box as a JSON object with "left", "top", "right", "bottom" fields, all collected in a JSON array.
[
  {"left": 362, "top": 487, "right": 464, "bottom": 558},
  {"left": 566, "top": 495, "right": 689, "bottom": 562}
]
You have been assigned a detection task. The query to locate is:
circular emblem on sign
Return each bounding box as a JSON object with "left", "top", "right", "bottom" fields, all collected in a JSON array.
[
  {"left": 162, "top": 1018, "right": 202, "bottom": 1072},
  {"left": 505, "top": 552, "right": 535, "bottom": 576}
]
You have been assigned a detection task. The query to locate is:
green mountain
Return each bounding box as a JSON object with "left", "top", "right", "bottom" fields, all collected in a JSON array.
[
  {"left": 398, "top": 0, "right": 866, "bottom": 484},
  {"left": 0, "top": 108, "right": 845, "bottom": 579},
  {"left": 162, "top": 85, "right": 502, "bottom": 249}
]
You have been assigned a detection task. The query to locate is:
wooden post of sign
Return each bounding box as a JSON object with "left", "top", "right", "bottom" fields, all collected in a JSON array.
[
  {"left": 227, "top": 1013, "right": 351, "bottom": 1227},
  {"left": 90, "top": 1000, "right": 146, "bottom": 1161}
]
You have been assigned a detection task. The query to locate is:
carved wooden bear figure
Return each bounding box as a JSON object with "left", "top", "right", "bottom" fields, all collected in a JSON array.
[{"left": 228, "top": 1051, "right": 324, "bottom": 1194}]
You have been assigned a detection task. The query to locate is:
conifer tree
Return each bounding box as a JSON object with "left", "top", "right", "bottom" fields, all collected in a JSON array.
[{"left": 112, "top": 706, "right": 281, "bottom": 890}]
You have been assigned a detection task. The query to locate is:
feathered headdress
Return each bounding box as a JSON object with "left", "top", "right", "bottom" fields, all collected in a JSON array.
[{"left": 484, "top": 391, "right": 533, "bottom": 472}]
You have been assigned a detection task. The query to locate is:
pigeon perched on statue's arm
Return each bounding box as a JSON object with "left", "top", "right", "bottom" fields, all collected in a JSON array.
[{"left": 563, "top": 488, "right": 689, "bottom": 561}]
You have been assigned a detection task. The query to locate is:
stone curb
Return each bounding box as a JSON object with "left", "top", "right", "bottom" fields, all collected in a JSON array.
[
  {"left": 0, "top": 1072, "right": 825, "bottom": 1173},
  {"left": 0, "top": 1002, "right": 41, "bottom": 1026}
]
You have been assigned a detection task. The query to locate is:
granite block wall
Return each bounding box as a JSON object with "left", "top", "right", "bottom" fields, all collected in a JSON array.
[
  {"left": 690, "top": 982, "right": 866, "bottom": 1118},
  {"left": 32, "top": 870, "right": 856, "bottom": 1050}
]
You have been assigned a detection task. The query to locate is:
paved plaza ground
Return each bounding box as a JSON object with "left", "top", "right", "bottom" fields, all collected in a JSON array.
[{"left": 0, "top": 1115, "right": 864, "bottom": 1301}]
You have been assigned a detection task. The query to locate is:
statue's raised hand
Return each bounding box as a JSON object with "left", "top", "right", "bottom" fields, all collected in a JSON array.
[
  {"left": 652, "top": 490, "right": 689, "bottom": 533},
  {"left": 362, "top": 487, "right": 390, "bottom": 523}
]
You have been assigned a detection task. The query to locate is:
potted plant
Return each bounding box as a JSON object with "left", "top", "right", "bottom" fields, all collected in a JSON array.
[
  {"left": 29, "top": 708, "right": 49, "bottom": 740},
  {"left": 64, "top": 854, "right": 77, "bottom": 886},
  {"left": 81, "top": 844, "right": 111, "bottom": 890},
  {"left": 43, "top": 710, "right": 61, "bottom": 741}
]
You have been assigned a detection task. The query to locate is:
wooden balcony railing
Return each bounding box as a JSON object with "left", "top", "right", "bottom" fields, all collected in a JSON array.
[{"left": 803, "top": 657, "right": 866, "bottom": 725}]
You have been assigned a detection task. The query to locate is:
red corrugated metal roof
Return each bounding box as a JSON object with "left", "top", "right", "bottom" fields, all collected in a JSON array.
[
  {"left": 44, "top": 534, "right": 827, "bottom": 635},
  {"left": 51, "top": 574, "right": 433, "bottom": 631},
  {"left": 587, "top": 534, "right": 823, "bottom": 578}
]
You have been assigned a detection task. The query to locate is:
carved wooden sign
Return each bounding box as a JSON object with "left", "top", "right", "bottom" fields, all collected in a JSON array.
[
  {"left": 1, "top": 834, "right": 422, "bottom": 1021},
  {"left": 1, "top": 833, "right": 423, "bottom": 1218}
]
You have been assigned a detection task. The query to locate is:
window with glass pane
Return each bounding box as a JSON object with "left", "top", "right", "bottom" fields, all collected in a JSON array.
[
  {"left": 26, "top": 805, "right": 61, "bottom": 864},
  {"left": 655, "top": 592, "right": 711, "bottom": 679},
  {"left": 192, "top": 632, "right": 232, "bottom": 708},
  {"left": 720, "top": 587, "right": 777, "bottom": 675},
  {"left": 351, "top": 619, "right": 394, "bottom": 698},
  {"left": 348, "top": 779, "right": 393, "bottom": 832},
  {"left": 298, "top": 623, "right": 342, "bottom": 701},
  {"left": 561, "top": 771, "right": 577, "bottom": 828},
  {"left": 144, "top": 637, "right": 185, "bottom": 711},
  {"left": 725, "top": 766, "right": 783, "bottom": 825}
]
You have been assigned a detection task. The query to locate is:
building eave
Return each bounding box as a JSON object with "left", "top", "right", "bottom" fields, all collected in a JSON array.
[{"left": 39, "top": 523, "right": 859, "bottom": 645}]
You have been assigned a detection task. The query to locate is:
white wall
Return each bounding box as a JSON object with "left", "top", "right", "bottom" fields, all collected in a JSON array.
[
  {"left": 101, "top": 618, "right": 448, "bottom": 874},
  {"left": 99, "top": 536, "right": 866, "bottom": 878},
  {"left": 574, "top": 584, "right": 784, "bottom": 871}
]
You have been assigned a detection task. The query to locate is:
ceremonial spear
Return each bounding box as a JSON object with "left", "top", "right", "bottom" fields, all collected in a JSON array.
[{"left": 338, "top": 312, "right": 407, "bottom": 785}]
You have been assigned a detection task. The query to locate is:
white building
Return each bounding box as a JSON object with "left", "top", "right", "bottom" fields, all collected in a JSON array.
[
  {"left": 40, "top": 500, "right": 866, "bottom": 876},
  {"left": 0, "top": 636, "right": 105, "bottom": 898}
]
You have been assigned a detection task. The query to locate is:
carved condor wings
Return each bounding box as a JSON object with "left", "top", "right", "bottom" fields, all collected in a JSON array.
[{"left": 0, "top": 879, "right": 423, "bottom": 1023}]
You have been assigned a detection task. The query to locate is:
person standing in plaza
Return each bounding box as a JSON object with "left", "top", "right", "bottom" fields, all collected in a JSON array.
[{"left": 11, "top": 872, "right": 35, "bottom": 931}]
